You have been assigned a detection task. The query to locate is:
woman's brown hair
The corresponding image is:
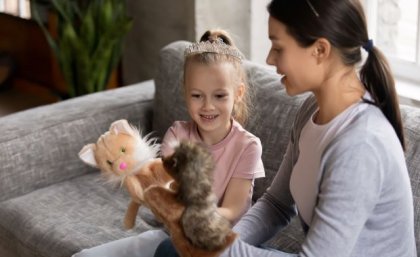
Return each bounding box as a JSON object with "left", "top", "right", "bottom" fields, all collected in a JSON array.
[{"left": 267, "top": 0, "right": 405, "bottom": 149}]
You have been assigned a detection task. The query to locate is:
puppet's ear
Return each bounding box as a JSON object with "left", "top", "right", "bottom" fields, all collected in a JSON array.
[
  {"left": 110, "top": 119, "right": 134, "bottom": 136},
  {"left": 79, "top": 144, "right": 98, "bottom": 167}
]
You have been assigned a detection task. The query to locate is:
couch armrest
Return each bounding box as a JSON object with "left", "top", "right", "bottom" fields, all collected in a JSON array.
[{"left": 0, "top": 80, "right": 155, "bottom": 202}]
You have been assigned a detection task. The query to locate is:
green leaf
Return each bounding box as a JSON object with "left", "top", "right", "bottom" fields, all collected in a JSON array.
[
  {"left": 80, "top": 7, "right": 96, "bottom": 54},
  {"left": 50, "top": 0, "right": 73, "bottom": 25},
  {"left": 35, "top": 0, "right": 133, "bottom": 97}
]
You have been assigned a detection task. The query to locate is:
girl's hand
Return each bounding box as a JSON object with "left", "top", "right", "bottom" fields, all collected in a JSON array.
[{"left": 217, "top": 178, "right": 253, "bottom": 223}]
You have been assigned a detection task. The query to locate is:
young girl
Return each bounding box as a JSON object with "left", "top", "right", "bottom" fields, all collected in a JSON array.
[
  {"left": 156, "top": 0, "right": 417, "bottom": 257},
  {"left": 72, "top": 29, "right": 265, "bottom": 257}
]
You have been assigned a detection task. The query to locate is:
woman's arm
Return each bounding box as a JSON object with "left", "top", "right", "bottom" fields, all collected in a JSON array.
[
  {"left": 217, "top": 178, "right": 253, "bottom": 223},
  {"left": 232, "top": 95, "right": 317, "bottom": 246},
  {"left": 232, "top": 142, "right": 298, "bottom": 246}
]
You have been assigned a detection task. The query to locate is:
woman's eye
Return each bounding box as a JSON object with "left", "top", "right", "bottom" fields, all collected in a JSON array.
[
  {"left": 106, "top": 160, "right": 113, "bottom": 166},
  {"left": 121, "top": 147, "right": 126, "bottom": 153},
  {"left": 272, "top": 47, "right": 283, "bottom": 54}
]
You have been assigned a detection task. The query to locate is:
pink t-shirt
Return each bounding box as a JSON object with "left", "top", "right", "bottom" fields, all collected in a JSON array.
[{"left": 160, "top": 120, "right": 265, "bottom": 213}]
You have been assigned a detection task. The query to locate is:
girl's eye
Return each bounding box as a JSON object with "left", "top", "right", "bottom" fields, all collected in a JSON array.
[
  {"left": 216, "top": 94, "right": 227, "bottom": 99},
  {"left": 106, "top": 160, "right": 113, "bottom": 166},
  {"left": 191, "top": 94, "right": 201, "bottom": 98},
  {"left": 121, "top": 147, "right": 126, "bottom": 153}
]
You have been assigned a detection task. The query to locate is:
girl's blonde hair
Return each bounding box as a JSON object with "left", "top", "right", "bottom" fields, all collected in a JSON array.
[{"left": 183, "top": 29, "right": 251, "bottom": 126}]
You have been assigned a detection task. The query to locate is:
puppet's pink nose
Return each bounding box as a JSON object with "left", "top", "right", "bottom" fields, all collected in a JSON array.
[{"left": 119, "top": 162, "right": 127, "bottom": 170}]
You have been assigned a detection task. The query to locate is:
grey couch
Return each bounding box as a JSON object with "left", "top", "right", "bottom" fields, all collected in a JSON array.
[{"left": 0, "top": 41, "right": 419, "bottom": 257}]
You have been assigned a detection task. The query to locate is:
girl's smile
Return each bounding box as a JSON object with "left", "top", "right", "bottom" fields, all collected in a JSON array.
[{"left": 200, "top": 114, "right": 219, "bottom": 121}]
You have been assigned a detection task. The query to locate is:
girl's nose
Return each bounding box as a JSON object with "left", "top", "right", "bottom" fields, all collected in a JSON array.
[
  {"left": 203, "top": 98, "right": 214, "bottom": 110},
  {"left": 119, "top": 162, "right": 127, "bottom": 170}
]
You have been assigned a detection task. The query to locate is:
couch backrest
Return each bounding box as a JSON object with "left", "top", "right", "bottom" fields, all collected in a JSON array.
[
  {"left": 153, "top": 41, "right": 420, "bottom": 249},
  {"left": 400, "top": 105, "right": 420, "bottom": 250}
]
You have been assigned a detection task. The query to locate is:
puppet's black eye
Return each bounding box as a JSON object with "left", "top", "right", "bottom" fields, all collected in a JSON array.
[{"left": 107, "top": 160, "right": 113, "bottom": 166}]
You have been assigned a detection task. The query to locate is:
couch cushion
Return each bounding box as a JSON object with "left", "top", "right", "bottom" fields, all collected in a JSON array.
[
  {"left": 401, "top": 105, "right": 420, "bottom": 251},
  {"left": 0, "top": 173, "right": 156, "bottom": 257},
  {"left": 153, "top": 40, "right": 309, "bottom": 202}
]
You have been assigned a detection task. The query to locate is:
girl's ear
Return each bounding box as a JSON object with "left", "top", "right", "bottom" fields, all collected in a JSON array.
[{"left": 235, "top": 83, "right": 245, "bottom": 102}]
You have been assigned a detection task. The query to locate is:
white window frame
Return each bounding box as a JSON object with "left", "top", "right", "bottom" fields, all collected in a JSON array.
[
  {"left": 0, "top": 0, "right": 30, "bottom": 19},
  {"left": 363, "top": 0, "right": 420, "bottom": 104}
]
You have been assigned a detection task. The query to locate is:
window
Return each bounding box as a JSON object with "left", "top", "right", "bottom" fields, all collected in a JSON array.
[
  {"left": 363, "top": 0, "right": 420, "bottom": 103},
  {"left": 0, "top": 0, "right": 31, "bottom": 19},
  {"left": 250, "top": 0, "right": 420, "bottom": 104},
  {"left": 250, "top": 0, "right": 271, "bottom": 65}
]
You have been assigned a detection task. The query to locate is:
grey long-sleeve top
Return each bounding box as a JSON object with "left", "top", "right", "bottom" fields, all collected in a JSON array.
[{"left": 221, "top": 95, "right": 416, "bottom": 257}]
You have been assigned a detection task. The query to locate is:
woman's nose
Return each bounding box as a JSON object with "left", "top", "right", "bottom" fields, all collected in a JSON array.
[{"left": 266, "top": 50, "right": 275, "bottom": 66}]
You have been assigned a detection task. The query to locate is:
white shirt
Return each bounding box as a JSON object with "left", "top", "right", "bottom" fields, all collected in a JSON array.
[{"left": 290, "top": 99, "right": 369, "bottom": 225}]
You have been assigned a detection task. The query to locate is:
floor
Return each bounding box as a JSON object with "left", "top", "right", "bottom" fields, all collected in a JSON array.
[{"left": 0, "top": 79, "right": 61, "bottom": 117}]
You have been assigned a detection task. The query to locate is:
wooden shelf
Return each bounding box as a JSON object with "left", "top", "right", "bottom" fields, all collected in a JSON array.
[
  {"left": 0, "top": 78, "right": 61, "bottom": 116},
  {"left": 0, "top": 12, "right": 123, "bottom": 116}
]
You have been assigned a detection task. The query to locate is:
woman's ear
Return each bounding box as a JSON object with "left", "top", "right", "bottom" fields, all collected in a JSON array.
[{"left": 312, "top": 38, "right": 331, "bottom": 63}]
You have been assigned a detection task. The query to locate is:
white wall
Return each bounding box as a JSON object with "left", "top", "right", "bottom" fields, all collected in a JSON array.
[
  {"left": 122, "top": 0, "right": 271, "bottom": 84},
  {"left": 250, "top": 0, "right": 271, "bottom": 64},
  {"left": 122, "top": 0, "right": 195, "bottom": 84},
  {"left": 195, "top": 0, "right": 251, "bottom": 58}
]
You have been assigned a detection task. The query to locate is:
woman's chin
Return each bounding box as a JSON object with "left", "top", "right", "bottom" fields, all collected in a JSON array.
[
  {"left": 285, "top": 88, "right": 297, "bottom": 96},
  {"left": 284, "top": 83, "right": 305, "bottom": 97},
  {"left": 282, "top": 78, "right": 295, "bottom": 96},
  {"left": 282, "top": 78, "right": 304, "bottom": 96}
]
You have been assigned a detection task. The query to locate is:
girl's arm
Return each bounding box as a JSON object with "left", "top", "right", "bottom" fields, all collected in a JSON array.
[
  {"left": 217, "top": 178, "right": 253, "bottom": 223},
  {"left": 160, "top": 125, "right": 177, "bottom": 157}
]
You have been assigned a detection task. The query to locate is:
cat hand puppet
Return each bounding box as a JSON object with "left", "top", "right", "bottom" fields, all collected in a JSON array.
[
  {"left": 78, "top": 119, "right": 174, "bottom": 229},
  {"left": 144, "top": 141, "right": 237, "bottom": 257}
]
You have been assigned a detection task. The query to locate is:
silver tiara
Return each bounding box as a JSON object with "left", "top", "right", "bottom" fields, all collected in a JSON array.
[{"left": 184, "top": 38, "right": 243, "bottom": 61}]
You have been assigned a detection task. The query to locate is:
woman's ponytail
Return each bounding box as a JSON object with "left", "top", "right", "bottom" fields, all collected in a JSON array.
[{"left": 360, "top": 46, "right": 405, "bottom": 150}]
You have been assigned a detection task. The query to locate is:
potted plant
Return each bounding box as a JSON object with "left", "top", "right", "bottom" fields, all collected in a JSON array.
[{"left": 33, "top": 0, "right": 133, "bottom": 97}]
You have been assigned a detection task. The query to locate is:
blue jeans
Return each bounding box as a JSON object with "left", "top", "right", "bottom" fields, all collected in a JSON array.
[
  {"left": 153, "top": 237, "right": 179, "bottom": 257},
  {"left": 153, "top": 237, "right": 289, "bottom": 257},
  {"left": 72, "top": 229, "right": 169, "bottom": 257}
]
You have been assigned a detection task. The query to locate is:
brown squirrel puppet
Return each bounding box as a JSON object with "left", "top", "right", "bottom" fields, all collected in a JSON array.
[
  {"left": 145, "top": 141, "right": 237, "bottom": 256},
  {"left": 78, "top": 119, "right": 174, "bottom": 229}
]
